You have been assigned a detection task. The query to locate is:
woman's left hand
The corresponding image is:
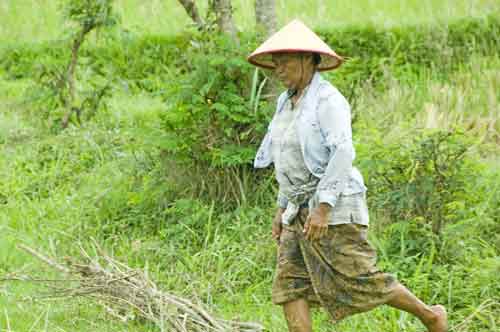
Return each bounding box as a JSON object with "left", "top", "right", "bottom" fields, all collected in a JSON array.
[{"left": 303, "top": 203, "right": 331, "bottom": 241}]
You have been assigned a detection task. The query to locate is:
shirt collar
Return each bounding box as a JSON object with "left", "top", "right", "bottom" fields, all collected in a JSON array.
[{"left": 300, "top": 72, "right": 322, "bottom": 113}]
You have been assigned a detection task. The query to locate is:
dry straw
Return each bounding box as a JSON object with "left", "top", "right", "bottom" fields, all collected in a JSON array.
[{"left": 16, "top": 243, "right": 263, "bottom": 332}]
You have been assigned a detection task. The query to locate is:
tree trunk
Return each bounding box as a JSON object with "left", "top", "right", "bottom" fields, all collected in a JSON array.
[
  {"left": 211, "top": 0, "right": 238, "bottom": 41},
  {"left": 255, "top": 0, "right": 277, "bottom": 36},
  {"left": 177, "top": 0, "right": 204, "bottom": 29},
  {"left": 255, "top": 0, "right": 278, "bottom": 100}
]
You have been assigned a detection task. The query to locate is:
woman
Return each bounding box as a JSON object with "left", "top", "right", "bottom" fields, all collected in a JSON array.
[{"left": 248, "top": 19, "right": 448, "bottom": 332}]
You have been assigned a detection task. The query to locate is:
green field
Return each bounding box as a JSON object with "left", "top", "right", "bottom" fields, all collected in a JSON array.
[
  {"left": 1, "top": 0, "right": 499, "bottom": 42},
  {"left": 1, "top": 0, "right": 499, "bottom": 331}
]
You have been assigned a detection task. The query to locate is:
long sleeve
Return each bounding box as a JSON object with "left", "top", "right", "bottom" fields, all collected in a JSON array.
[
  {"left": 314, "top": 92, "right": 354, "bottom": 208},
  {"left": 254, "top": 92, "right": 289, "bottom": 169}
]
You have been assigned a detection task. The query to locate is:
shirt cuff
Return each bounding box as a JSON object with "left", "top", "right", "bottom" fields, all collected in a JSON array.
[{"left": 316, "top": 190, "right": 338, "bottom": 208}]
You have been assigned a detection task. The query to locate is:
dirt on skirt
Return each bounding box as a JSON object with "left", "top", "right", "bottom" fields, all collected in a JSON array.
[{"left": 272, "top": 208, "right": 398, "bottom": 322}]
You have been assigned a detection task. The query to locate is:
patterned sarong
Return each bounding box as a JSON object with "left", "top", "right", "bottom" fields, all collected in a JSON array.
[{"left": 272, "top": 208, "right": 398, "bottom": 322}]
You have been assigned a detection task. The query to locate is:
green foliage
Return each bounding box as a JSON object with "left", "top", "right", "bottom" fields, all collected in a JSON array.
[
  {"left": 0, "top": 43, "right": 66, "bottom": 80},
  {"left": 158, "top": 33, "right": 271, "bottom": 168},
  {"left": 62, "top": 0, "right": 117, "bottom": 31},
  {"left": 359, "top": 130, "right": 478, "bottom": 236},
  {"left": 1, "top": 8, "right": 500, "bottom": 332},
  {"left": 1, "top": 14, "right": 498, "bottom": 91},
  {"left": 147, "top": 34, "right": 276, "bottom": 205},
  {"left": 0, "top": 33, "right": 184, "bottom": 83},
  {"left": 322, "top": 14, "right": 500, "bottom": 91},
  {"left": 145, "top": 33, "right": 271, "bottom": 205},
  {"left": 24, "top": 55, "right": 111, "bottom": 130},
  {"left": 19, "top": 0, "right": 118, "bottom": 128},
  {"left": 87, "top": 33, "right": 189, "bottom": 92},
  {"left": 3, "top": 0, "right": 499, "bottom": 43}
]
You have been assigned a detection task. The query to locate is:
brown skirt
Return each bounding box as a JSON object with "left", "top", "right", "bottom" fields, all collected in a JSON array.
[{"left": 272, "top": 208, "right": 398, "bottom": 322}]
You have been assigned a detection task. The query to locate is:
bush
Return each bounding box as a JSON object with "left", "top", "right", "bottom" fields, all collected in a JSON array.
[
  {"left": 358, "top": 129, "right": 480, "bottom": 236},
  {"left": 158, "top": 34, "right": 270, "bottom": 166},
  {"left": 153, "top": 33, "right": 274, "bottom": 205}
]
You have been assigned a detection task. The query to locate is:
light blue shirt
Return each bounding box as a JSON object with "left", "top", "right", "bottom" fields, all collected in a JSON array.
[{"left": 254, "top": 72, "right": 367, "bottom": 210}]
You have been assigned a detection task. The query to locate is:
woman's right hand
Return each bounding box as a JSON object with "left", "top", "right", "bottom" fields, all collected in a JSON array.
[{"left": 272, "top": 208, "right": 286, "bottom": 244}]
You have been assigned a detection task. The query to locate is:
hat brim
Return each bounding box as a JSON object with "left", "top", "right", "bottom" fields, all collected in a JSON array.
[{"left": 247, "top": 49, "right": 343, "bottom": 72}]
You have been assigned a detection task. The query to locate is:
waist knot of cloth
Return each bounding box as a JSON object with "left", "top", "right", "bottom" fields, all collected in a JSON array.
[
  {"left": 271, "top": 93, "right": 319, "bottom": 225},
  {"left": 281, "top": 189, "right": 316, "bottom": 225}
]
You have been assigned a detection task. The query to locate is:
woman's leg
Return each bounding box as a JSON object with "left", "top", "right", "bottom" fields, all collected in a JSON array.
[
  {"left": 387, "top": 283, "right": 448, "bottom": 332},
  {"left": 283, "top": 298, "right": 312, "bottom": 332}
]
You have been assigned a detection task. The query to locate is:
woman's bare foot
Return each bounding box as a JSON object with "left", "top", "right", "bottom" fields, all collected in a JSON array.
[
  {"left": 386, "top": 284, "right": 448, "bottom": 332},
  {"left": 425, "top": 305, "right": 448, "bottom": 332}
]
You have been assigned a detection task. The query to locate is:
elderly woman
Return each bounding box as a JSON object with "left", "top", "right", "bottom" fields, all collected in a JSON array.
[{"left": 248, "top": 20, "right": 448, "bottom": 332}]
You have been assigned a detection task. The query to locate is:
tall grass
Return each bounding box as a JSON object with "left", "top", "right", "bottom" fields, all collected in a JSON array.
[
  {"left": 353, "top": 55, "right": 500, "bottom": 147},
  {"left": 1, "top": 0, "right": 499, "bottom": 42}
]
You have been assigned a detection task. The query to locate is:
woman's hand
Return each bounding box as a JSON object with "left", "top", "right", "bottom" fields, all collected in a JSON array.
[
  {"left": 304, "top": 203, "right": 331, "bottom": 241},
  {"left": 272, "top": 207, "right": 286, "bottom": 244}
]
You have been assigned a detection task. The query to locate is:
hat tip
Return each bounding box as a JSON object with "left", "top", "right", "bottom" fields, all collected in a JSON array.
[{"left": 289, "top": 18, "right": 305, "bottom": 25}]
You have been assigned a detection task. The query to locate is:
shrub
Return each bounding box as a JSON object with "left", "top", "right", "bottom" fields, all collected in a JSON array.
[
  {"left": 155, "top": 33, "right": 274, "bottom": 205},
  {"left": 358, "top": 129, "right": 479, "bottom": 236}
]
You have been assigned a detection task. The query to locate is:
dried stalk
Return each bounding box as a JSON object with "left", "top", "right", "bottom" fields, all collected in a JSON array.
[
  {"left": 18, "top": 244, "right": 70, "bottom": 273},
  {"left": 15, "top": 244, "right": 263, "bottom": 332},
  {"left": 178, "top": 0, "right": 204, "bottom": 29}
]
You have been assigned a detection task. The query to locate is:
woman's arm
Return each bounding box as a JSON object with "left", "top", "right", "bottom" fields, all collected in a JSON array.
[
  {"left": 304, "top": 91, "right": 354, "bottom": 240},
  {"left": 315, "top": 91, "right": 354, "bottom": 208},
  {"left": 272, "top": 207, "right": 286, "bottom": 243}
]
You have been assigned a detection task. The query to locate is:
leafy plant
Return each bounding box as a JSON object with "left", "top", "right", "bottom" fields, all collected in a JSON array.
[
  {"left": 23, "top": 0, "right": 117, "bottom": 129},
  {"left": 60, "top": 0, "right": 117, "bottom": 128},
  {"left": 157, "top": 33, "right": 273, "bottom": 205},
  {"left": 359, "top": 129, "right": 478, "bottom": 236}
]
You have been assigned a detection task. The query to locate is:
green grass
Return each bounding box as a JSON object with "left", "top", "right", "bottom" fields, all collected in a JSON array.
[
  {"left": 0, "top": 1, "right": 499, "bottom": 331},
  {"left": 1, "top": 51, "right": 499, "bottom": 330},
  {"left": 1, "top": 0, "right": 499, "bottom": 42}
]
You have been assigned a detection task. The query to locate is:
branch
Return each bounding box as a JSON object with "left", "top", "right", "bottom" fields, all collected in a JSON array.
[
  {"left": 62, "top": 23, "right": 95, "bottom": 128},
  {"left": 177, "top": 0, "right": 204, "bottom": 29},
  {"left": 17, "top": 244, "right": 70, "bottom": 274},
  {"left": 13, "top": 243, "right": 264, "bottom": 332}
]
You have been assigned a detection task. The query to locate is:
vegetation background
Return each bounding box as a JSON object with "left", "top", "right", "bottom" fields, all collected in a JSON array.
[{"left": 0, "top": 0, "right": 499, "bottom": 331}]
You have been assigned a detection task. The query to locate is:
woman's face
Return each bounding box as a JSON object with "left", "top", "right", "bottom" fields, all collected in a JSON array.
[{"left": 272, "top": 53, "right": 314, "bottom": 90}]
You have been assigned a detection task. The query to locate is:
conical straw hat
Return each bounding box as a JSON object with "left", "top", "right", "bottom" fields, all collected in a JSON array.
[{"left": 248, "top": 19, "right": 343, "bottom": 71}]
